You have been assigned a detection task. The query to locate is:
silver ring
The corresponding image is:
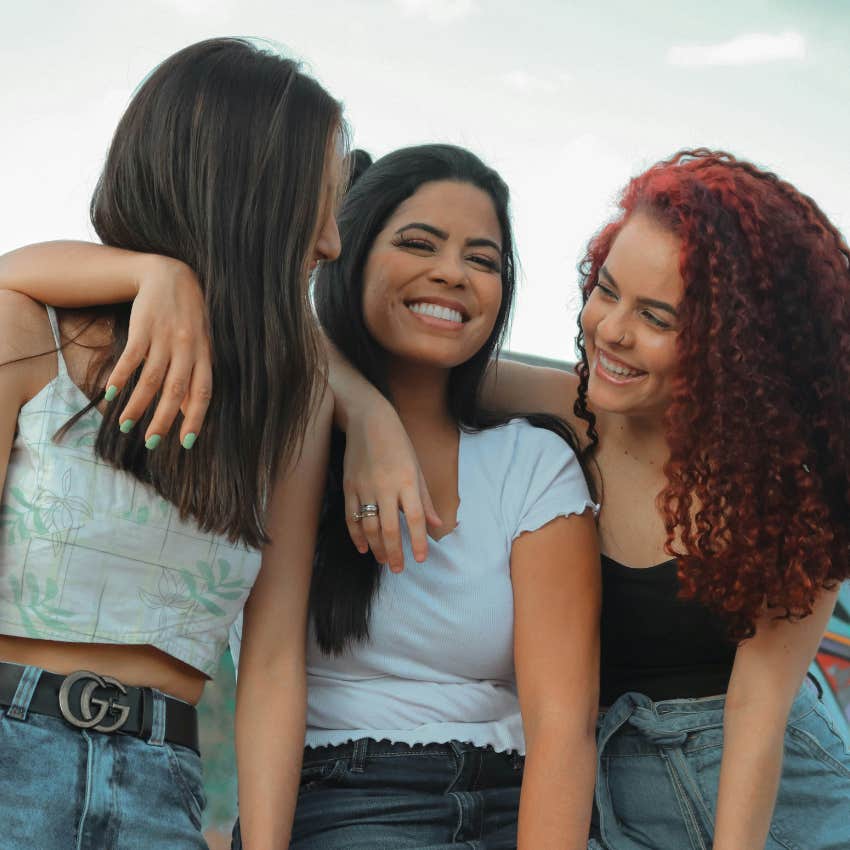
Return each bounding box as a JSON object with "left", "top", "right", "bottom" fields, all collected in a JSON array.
[{"left": 352, "top": 503, "right": 379, "bottom": 522}]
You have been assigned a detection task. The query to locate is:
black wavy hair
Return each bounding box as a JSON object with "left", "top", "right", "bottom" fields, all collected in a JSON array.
[{"left": 310, "top": 144, "right": 587, "bottom": 654}]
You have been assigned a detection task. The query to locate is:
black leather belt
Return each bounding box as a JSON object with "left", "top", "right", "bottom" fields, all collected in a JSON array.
[{"left": 0, "top": 662, "right": 199, "bottom": 754}]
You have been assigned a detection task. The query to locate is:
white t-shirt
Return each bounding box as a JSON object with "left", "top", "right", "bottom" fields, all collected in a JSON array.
[{"left": 231, "top": 418, "right": 595, "bottom": 754}]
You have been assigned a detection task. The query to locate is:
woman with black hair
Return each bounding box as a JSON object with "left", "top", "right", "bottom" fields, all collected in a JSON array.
[
  {"left": 0, "top": 38, "right": 344, "bottom": 848},
  {"left": 281, "top": 144, "right": 599, "bottom": 849},
  {"left": 2, "top": 145, "right": 602, "bottom": 849}
]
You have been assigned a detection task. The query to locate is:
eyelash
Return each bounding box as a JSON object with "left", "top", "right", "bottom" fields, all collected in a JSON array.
[
  {"left": 596, "top": 283, "right": 671, "bottom": 329},
  {"left": 392, "top": 237, "right": 501, "bottom": 272}
]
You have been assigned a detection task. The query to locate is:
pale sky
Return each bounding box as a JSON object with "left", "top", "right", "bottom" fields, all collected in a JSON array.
[{"left": 2, "top": 0, "right": 848, "bottom": 360}]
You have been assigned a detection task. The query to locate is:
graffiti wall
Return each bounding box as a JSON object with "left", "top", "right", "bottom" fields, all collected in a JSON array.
[{"left": 809, "top": 582, "right": 850, "bottom": 731}]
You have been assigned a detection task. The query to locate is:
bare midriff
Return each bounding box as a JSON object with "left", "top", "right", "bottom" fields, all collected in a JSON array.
[{"left": 0, "top": 635, "right": 207, "bottom": 705}]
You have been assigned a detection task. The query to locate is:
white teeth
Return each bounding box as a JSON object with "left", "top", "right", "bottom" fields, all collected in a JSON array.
[
  {"left": 598, "top": 350, "right": 643, "bottom": 378},
  {"left": 408, "top": 302, "right": 463, "bottom": 324}
]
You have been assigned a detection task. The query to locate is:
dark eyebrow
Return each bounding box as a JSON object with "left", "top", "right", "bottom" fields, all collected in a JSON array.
[
  {"left": 395, "top": 222, "right": 448, "bottom": 240},
  {"left": 599, "top": 265, "right": 679, "bottom": 318},
  {"left": 395, "top": 223, "right": 502, "bottom": 254}
]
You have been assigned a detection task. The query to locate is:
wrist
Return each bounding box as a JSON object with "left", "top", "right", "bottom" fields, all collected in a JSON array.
[{"left": 133, "top": 252, "right": 195, "bottom": 299}]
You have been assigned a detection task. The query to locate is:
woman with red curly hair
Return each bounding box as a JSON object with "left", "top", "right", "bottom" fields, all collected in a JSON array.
[{"left": 477, "top": 149, "right": 850, "bottom": 849}]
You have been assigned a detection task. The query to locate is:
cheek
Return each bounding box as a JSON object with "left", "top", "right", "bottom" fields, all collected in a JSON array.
[
  {"left": 644, "top": 335, "right": 679, "bottom": 378},
  {"left": 580, "top": 301, "right": 601, "bottom": 346}
]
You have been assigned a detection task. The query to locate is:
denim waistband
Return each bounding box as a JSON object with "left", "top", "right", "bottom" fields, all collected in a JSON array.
[
  {"left": 303, "top": 738, "right": 523, "bottom": 772},
  {"left": 598, "top": 676, "right": 819, "bottom": 747}
]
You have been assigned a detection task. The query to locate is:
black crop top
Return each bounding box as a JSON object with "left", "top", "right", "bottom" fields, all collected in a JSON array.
[{"left": 599, "top": 554, "right": 737, "bottom": 706}]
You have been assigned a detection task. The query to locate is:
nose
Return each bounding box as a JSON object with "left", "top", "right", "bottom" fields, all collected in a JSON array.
[
  {"left": 597, "top": 308, "right": 631, "bottom": 347},
  {"left": 429, "top": 253, "right": 468, "bottom": 287},
  {"left": 315, "top": 214, "right": 341, "bottom": 263}
]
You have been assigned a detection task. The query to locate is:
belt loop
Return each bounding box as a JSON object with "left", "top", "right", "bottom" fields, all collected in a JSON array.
[
  {"left": 350, "top": 738, "right": 368, "bottom": 773},
  {"left": 147, "top": 689, "right": 167, "bottom": 747},
  {"left": 5, "top": 665, "right": 42, "bottom": 721}
]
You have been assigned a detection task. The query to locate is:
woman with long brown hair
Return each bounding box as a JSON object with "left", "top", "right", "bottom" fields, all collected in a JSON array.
[{"left": 0, "top": 37, "right": 344, "bottom": 848}]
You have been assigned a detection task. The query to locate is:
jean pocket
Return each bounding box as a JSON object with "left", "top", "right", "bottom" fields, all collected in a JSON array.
[
  {"left": 786, "top": 706, "right": 850, "bottom": 780},
  {"left": 165, "top": 743, "right": 207, "bottom": 830},
  {"left": 299, "top": 757, "right": 347, "bottom": 794}
]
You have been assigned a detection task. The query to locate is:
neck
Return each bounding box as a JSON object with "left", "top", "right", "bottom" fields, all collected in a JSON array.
[
  {"left": 599, "top": 408, "right": 670, "bottom": 469},
  {"left": 387, "top": 359, "right": 454, "bottom": 434}
]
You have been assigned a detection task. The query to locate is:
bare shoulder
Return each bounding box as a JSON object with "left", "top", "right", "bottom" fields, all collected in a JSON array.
[
  {"left": 0, "top": 290, "right": 57, "bottom": 402},
  {"left": 490, "top": 359, "right": 581, "bottom": 422}
]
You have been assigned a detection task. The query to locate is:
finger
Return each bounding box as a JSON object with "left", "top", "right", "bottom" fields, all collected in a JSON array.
[
  {"left": 177, "top": 356, "right": 213, "bottom": 449},
  {"left": 104, "top": 333, "right": 151, "bottom": 401},
  {"left": 377, "top": 493, "right": 404, "bottom": 573},
  {"left": 360, "top": 512, "right": 387, "bottom": 567},
  {"left": 117, "top": 345, "right": 171, "bottom": 438},
  {"left": 418, "top": 470, "right": 443, "bottom": 528},
  {"left": 400, "top": 485, "right": 428, "bottom": 564},
  {"left": 344, "top": 487, "right": 369, "bottom": 555},
  {"left": 142, "top": 346, "right": 197, "bottom": 447}
]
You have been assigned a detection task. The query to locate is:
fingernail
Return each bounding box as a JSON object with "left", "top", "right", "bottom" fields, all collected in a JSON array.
[
  {"left": 181, "top": 432, "right": 197, "bottom": 450},
  {"left": 145, "top": 434, "right": 162, "bottom": 450},
  {"left": 104, "top": 385, "right": 119, "bottom": 402},
  {"left": 119, "top": 419, "right": 136, "bottom": 434}
]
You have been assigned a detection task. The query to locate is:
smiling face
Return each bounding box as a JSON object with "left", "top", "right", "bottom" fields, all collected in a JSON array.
[
  {"left": 581, "top": 211, "right": 684, "bottom": 418},
  {"left": 361, "top": 179, "right": 504, "bottom": 371}
]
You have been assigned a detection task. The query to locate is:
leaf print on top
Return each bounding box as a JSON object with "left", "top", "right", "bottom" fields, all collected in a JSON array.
[
  {"left": 1, "top": 469, "right": 93, "bottom": 551},
  {"left": 183, "top": 559, "right": 250, "bottom": 617},
  {"left": 139, "top": 559, "right": 251, "bottom": 625},
  {"left": 7, "top": 574, "right": 77, "bottom": 637}
]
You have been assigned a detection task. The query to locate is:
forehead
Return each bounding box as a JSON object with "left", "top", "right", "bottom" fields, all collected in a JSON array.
[
  {"left": 385, "top": 180, "right": 502, "bottom": 244},
  {"left": 605, "top": 212, "right": 683, "bottom": 302}
]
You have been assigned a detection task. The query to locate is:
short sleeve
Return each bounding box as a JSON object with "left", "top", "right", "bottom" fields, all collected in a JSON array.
[{"left": 503, "top": 421, "right": 596, "bottom": 542}]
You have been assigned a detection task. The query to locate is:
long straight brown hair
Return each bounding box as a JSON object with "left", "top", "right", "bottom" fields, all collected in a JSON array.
[{"left": 71, "top": 38, "right": 343, "bottom": 548}]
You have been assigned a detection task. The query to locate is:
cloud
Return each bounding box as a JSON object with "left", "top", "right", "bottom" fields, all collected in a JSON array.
[
  {"left": 667, "top": 31, "right": 806, "bottom": 67},
  {"left": 500, "top": 69, "right": 572, "bottom": 95},
  {"left": 393, "top": 0, "right": 479, "bottom": 24}
]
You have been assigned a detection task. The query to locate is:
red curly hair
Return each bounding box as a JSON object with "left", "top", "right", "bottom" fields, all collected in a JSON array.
[{"left": 575, "top": 149, "right": 850, "bottom": 640}]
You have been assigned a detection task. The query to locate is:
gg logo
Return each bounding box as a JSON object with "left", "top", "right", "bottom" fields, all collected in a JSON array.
[{"left": 58, "top": 670, "right": 131, "bottom": 733}]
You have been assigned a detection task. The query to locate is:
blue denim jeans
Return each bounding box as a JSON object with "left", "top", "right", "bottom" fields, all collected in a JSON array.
[
  {"left": 0, "top": 664, "right": 208, "bottom": 850},
  {"left": 592, "top": 680, "right": 850, "bottom": 849},
  {"left": 232, "top": 738, "right": 524, "bottom": 849}
]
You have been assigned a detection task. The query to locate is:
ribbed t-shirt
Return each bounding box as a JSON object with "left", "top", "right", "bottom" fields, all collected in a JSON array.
[{"left": 229, "top": 418, "right": 595, "bottom": 754}]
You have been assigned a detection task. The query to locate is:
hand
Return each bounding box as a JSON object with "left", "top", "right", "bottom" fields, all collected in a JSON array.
[
  {"left": 106, "top": 254, "right": 212, "bottom": 448},
  {"left": 342, "top": 396, "right": 442, "bottom": 571}
]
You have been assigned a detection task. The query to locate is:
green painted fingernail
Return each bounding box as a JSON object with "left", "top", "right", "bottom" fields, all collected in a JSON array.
[
  {"left": 119, "top": 419, "right": 136, "bottom": 434},
  {"left": 145, "top": 434, "right": 162, "bottom": 450},
  {"left": 104, "top": 385, "right": 119, "bottom": 402},
  {"left": 181, "top": 432, "right": 197, "bottom": 450}
]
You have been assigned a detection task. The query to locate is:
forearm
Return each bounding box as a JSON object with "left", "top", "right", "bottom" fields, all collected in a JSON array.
[
  {"left": 517, "top": 723, "right": 596, "bottom": 850},
  {"left": 0, "top": 240, "right": 181, "bottom": 305},
  {"left": 235, "top": 663, "right": 306, "bottom": 849},
  {"left": 324, "top": 336, "right": 391, "bottom": 432},
  {"left": 713, "top": 703, "right": 787, "bottom": 850}
]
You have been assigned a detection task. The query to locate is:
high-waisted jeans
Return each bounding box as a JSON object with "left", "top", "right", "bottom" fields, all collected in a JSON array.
[
  {"left": 0, "top": 663, "right": 208, "bottom": 850},
  {"left": 232, "top": 738, "right": 524, "bottom": 849},
  {"left": 591, "top": 680, "right": 850, "bottom": 849}
]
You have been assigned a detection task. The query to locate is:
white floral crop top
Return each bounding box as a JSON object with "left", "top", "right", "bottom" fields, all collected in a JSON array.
[{"left": 0, "top": 307, "right": 260, "bottom": 676}]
